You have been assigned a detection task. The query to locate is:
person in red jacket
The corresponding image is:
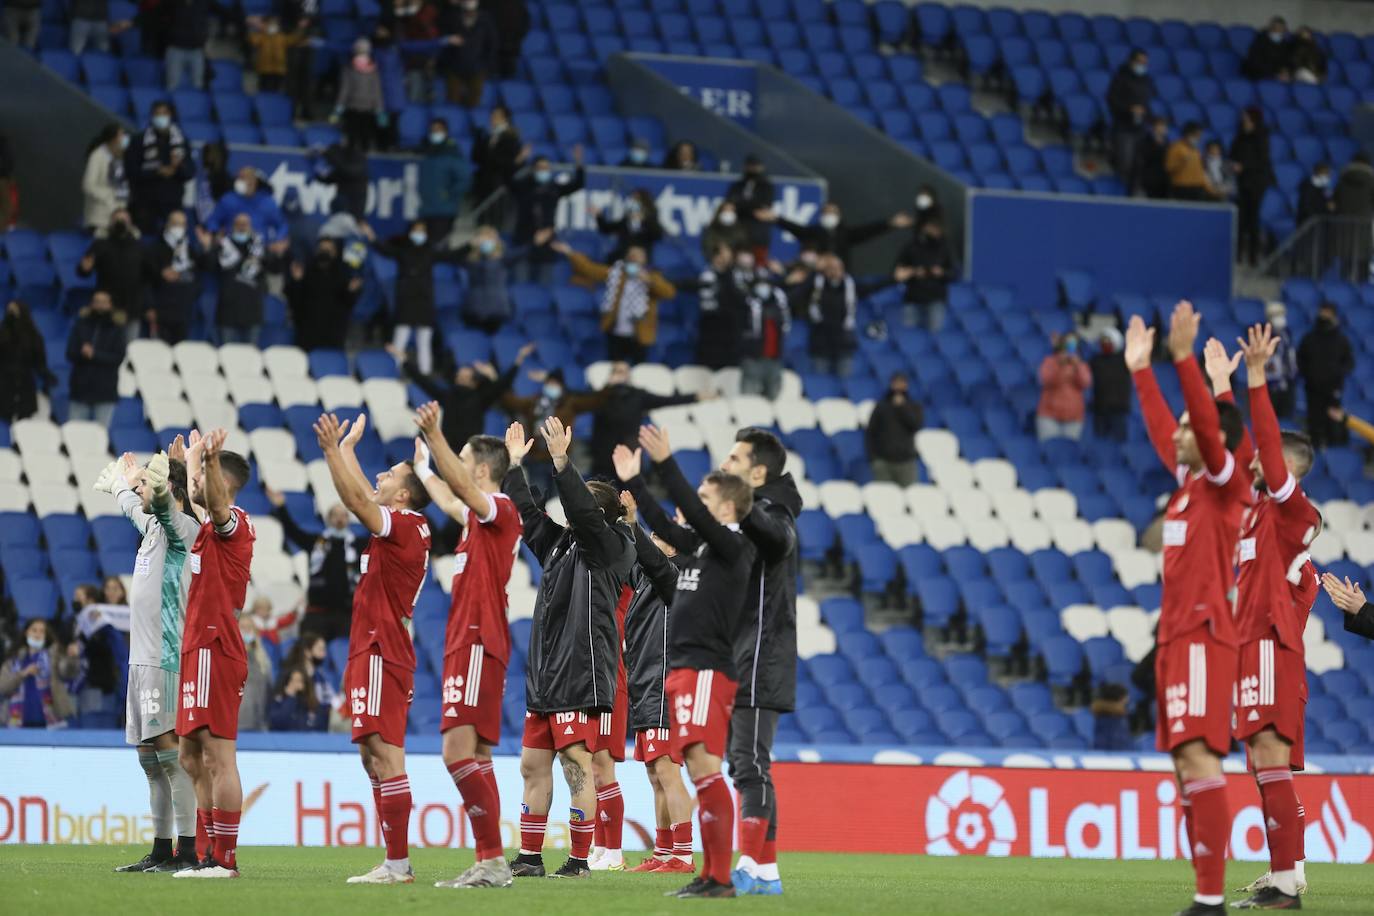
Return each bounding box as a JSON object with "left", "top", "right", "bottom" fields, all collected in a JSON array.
[{"left": 1036, "top": 333, "right": 1092, "bottom": 441}]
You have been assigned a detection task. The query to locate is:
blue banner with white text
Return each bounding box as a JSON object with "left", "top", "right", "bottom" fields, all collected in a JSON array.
[{"left": 634, "top": 54, "right": 759, "bottom": 128}]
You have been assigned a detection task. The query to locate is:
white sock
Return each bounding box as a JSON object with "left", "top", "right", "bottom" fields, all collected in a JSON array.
[
  {"left": 1194, "top": 894, "right": 1223, "bottom": 906},
  {"left": 385, "top": 857, "right": 410, "bottom": 873},
  {"left": 602, "top": 849, "right": 622, "bottom": 865},
  {"left": 756, "top": 862, "right": 780, "bottom": 881},
  {"left": 735, "top": 854, "right": 759, "bottom": 876},
  {"left": 1272, "top": 869, "right": 1298, "bottom": 896},
  {"left": 587, "top": 846, "right": 604, "bottom": 863},
  {"left": 1295, "top": 860, "right": 1306, "bottom": 885}
]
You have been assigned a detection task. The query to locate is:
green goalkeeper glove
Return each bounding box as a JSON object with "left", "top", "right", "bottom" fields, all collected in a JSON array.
[{"left": 145, "top": 452, "right": 170, "bottom": 500}]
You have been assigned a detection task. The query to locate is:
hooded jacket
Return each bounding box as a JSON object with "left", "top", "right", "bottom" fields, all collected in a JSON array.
[
  {"left": 624, "top": 530, "right": 679, "bottom": 731},
  {"left": 66, "top": 306, "right": 127, "bottom": 404},
  {"left": 504, "top": 460, "right": 634, "bottom": 714}
]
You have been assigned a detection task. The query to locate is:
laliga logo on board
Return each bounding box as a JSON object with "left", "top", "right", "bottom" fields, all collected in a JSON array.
[{"left": 924, "top": 770, "right": 1016, "bottom": 857}]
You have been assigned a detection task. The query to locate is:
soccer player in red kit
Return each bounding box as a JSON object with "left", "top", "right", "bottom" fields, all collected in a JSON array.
[
  {"left": 411, "top": 402, "right": 521, "bottom": 890},
  {"left": 1228, "top": 325, "right": 1321, "bottom": 910},
  {"left": 587, "top": 584, "right": 631, "bottom": 872},
  {"left": 312, "top": 413, "right": 433, "bottom": 885},
  {"left": 1125, "top": 304, "right": 1250, "bottom": 916},
  {"left": 173, "top": 429, "right": 254, "bottom": 879}
]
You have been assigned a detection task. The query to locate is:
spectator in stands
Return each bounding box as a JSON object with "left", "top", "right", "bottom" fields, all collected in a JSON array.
[
  {"left": 739, "top": 267, "right": 791, "bottom": 399},
  {"left": 663, "top": 140, "right": 700, "bottom": 171},
  {"left": 369, "top": 27, "right": 409, "bottom": 149},
  {"left": 280, "top": 187, "right": 323, "bottom": 264},
  {"left": 78, "top": 208, "right": 145, "bottom": 328},
  {"left": 1296, "top": 161, "right": 1334, "bottom": 226},
  {"left": 1333, "top": 153, "right": 1374, "bottom": 282},
  {"left": 315, "top": 136, "right": 370, "bottom": 221},
  {"left": 334, "top": 38, "right": 386, "bottom": 152},
  {"left": 1298, "top": 302, "right": 1354, "bottom": 447},
  {"left": 163, "top": 0, "right": 210, "bottom": 90},
  {"left": 207, "top": 166, "right": 289, "bottom": 247},
  {"left": 375, "top": 219, "right": 465, "bottom": 375},
  {"left": 250, "top": 596, "right": 294, "bottom": 646},
  {"left": 726, "top": 155, "right": 775, "bottom": 261},
  {"left": 691, "top": 243, "right": 748, "bottom": 369},
  {"left": 912, "top": 185, "right": 943, "bottom": 231},
  {"left": 759, "top": 201, "right": 912, "bottom": 265},
  {"left": 1088, "top": 328, "right": 1130, "bottom": 441},
  {"left": 1202, "top": 141, "right": 1235, "bottom": 202},
  {"left": 102, "top": 576, "right": 126, "bottom": 607},
  {"left": 596, "top": 189, "right": 664, "bottom": 261},
  {"left": 417, "top": 117, "right": 471, "bottom": 240},
  {"left": 238, "top": 616, "right": 272, "bottom": 732},
  {"left": 507, "top": 146, "right": 584, "bottom": 284},
  {"left": 214, "top": 213, "right": 281, "bottom": 345},
  {"left": 283, "top": 634, "right": 341, "bottom": 713},
  {"left": 266, "top": 488, "right": 360, "bottom": 640},
  {"left": 589, "top": 361, "right": 710, "bottom": 477},
  {"left": 701, "top": 201, "right": 749, "bottom": 258},
  {"left": 383, "top": 0, "right": 438, "bottom": 103},
  {"left": 482, "top": 0, "right": 529, "bottom": 78},
  {"left": 286, "top": 237, "right": 362, "bottom": 350},
  {"left": 865, "top": 372, "right": 923, "bottom": 486},
  {"left": 71, "top": 0, "right": 130, "bottom": 53},
  {"left": 1036, "top": 332, "right": 1091, "bottom": 442},
  {"left": 2, "top": 620, "right": 77, "bottom": 728},
  {"left": 470, "top": 104, "right": 521, "bottom": 205},
  {"left": 82, "top": 125, "right": 130, "bottom": 236},
  {"left": 1229, "top": 107, "right": 1273, "bottom": 266},
  {"left": 281, "top": 0, "right": 322, "bottom": 119},
  {"left": 500, "top": 368, "right": 607, "bottom": 498},
  {"left": 66, "top": 291, "right": 126, "bottom": 427},
  {"left": 408, "top": 342, "right": 532, "bottom": 451},
  {"left": 193, "top": 139, "right": 231, "bottom": 224},
  {"left": 125, "top": 101, "right": 195, "bottom": 235},
  {"left": 894, "top": 217, "right": 955, "bottom": 330},
  {"left": 1290, "top": 26, "right": 1327, "bottom": 84},
  {"left": 1106, "top": 48, "right": 1154, "bottom": 186},
  {"left": 1136, "top": 116, "right": 1171, "bottom": 199},
  {"left": 437, "top": 0, "right": 498, "bottom": 108},
  {"left": 0, "top": 299, "right": 52, "bottom": 424},
  {"left": 143, "top": 211, "right": 210, "bottom": 344},
  {"left": 1091, "top": 683, "right": 1132, "bottom": 751},
  {"left": 553, "top": 239, "right": 675, "bottom": 364},
  {"left": 269, "top": 667, "right": 327, "bottom": 731},
  {"left": 3, "top": 0, "right": 40, "bottom": 48},
  {"left": 1244, "top": 16, "right": 1292, "bottom": 82},
  {"left": 1263, "top": 301, "right": 1299, "bottom": 418},
  {"left": 246, "top": 15, "right": 304, "bottom": 93},
  {"left": 1165, "top": 122, "right": 1217, "bottom": 201},
  {"left": 620, "top": 137, "right": 652, "bottom": 168},
  {"left": 453, "top": 225, "right": 519, "bottom": 333},
  {"left": 802, "top": 254, "right": 858, "bottom": 376}
]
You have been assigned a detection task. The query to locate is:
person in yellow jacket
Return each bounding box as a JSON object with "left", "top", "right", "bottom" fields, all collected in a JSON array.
[
  {"left": 1165, "top": 121, "right": 1220, "bottom": 201},
  {"left": 247, "top": 16, "right": 306, "bottom": 93},
  {"left": 1329, "top": 406, "right": 1374, "bottom": 446},
  {"left": 550, "top": 239, "right": 675, "bottom": 364}
]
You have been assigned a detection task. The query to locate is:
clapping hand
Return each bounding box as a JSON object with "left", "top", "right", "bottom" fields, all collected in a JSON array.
[
  {"left": 611, "top": 445, "right": 642, "bottom": 482},
  {"left": 504, "top": 421, "right": 534, "bottom": 465},
  {"left": 1321, "top": 572, "right": 1366, "bottom": 615},
  {"left": 1202, "top": 337, "right": 1240, "bottom": 392},
  {"left": 1167, "top": 300, "right": 1200, "bottom": 361},
  {"left": 638, "top": 424, "right": 671, "bottom": 463},
  {"left": 414, "top": 401, "right": 442, "bottom": 438},
  {"left": 540, "top": 416, "right": 572, "bottom": 460},
  {"left": 1123, "top": 315, "right": 1155, "bottom": 372}
]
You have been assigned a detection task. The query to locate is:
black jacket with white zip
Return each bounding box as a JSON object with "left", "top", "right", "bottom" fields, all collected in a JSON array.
[
  {"left": 624, "top": 530, "right": 681, "bottom": 731},
  {"left": 503, "top": 462, "right": 633, "bottom": 714}
]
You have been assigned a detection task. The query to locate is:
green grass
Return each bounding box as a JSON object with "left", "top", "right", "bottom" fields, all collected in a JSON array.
[{"left": 3, "top": 845, "right": 1369, "bottom": 915}]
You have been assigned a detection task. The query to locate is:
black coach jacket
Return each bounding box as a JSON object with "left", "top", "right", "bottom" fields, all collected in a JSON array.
[
  {"left": 503, "top": 461, "right": 634, "bottom": 715},
  {"left": 624, "top": 531, "right": 680, "bottom": 732}
]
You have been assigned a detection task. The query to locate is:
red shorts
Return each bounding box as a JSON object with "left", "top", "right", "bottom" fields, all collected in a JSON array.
[
  {"left": 1155, "top": 632, "right": 1238, "bottom": 756},
  {"left": 588, "top": 689, "right": 628, "bottom": 761},
  {"left": 634, "top": 727, "right": 681, "bottom": 764},
  {"left": 666, "top": 668, "right": 738, "bottom": 759},
  {"left": 440, "top": 644, "right": 505, "bottom": 745},
  {"left": 177, "top": 646, "right": 247, "bottom": 740},
  {"left": 344, "top": 652, "right": 413, "bottom": 748},
  {"left": 1235, "top": 634, "right": 1307, "bottom": 770},
  {"left": 523, "top": 709, "right": 597, "bottom": 751}
]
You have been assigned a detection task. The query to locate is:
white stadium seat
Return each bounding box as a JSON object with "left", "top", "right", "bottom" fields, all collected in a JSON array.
[
  {"left": 118, "top": 364, "right": 138, "bottom": 398},
  {"left": 1105, "top": 606, "right": 1155, "bottom": 662},
  {"left": 915, "top": 428, "right": 959, "bottom": 465},
  {"left": 71, "top": 454, "right": 112, "bottom": 489},
  {"left": 20, "top": 451, "right": 72, "bottom": 486},
  {"left": 928, "top": 460, "right": 975, "bottom": 492},
  {"left": 0, "top": 481, "right": 30, "bottom": 511},
  {"left": 730, "top": 395, "right": 774, "bottom": 429},
  {"left": 1032, "top": 488, "right": 1078, "bottom": 522},
  {"left": 31, "top": 483, "right": 79, "bottom": 516},
  {"left": 1061, "top": 604, "right": 1108, "bottom": 641},
  {"left": 949, "top": 489, "right": 992, "bottom": 523},
  {"left": 854, "top": 399, "right": 875, "bottom": 427},
  {"left": 219, "top": 343, "right": 266, "bottom": 378},
  {"left": 1306, "top": 641, "right": 1345, "bottom": 675},
  {"left": 906, "top": 484, "right": 950, "bottom": 519},
  {"left": 0, "top": 448, "right": 22, "bottom": 482},
  {"left": 672, "top": 364, "right": 714, "bottom": 396},
  {"left": 922, "top": 515, "right": 967, "bottom": 550},
  {"left": 1113, "top": 548, "right": 1160, "bottom": 589},
  {"left": 778, "top": 370, "right": 803, "bottom": 401},
  {"left": 966, "top": 518, "right": 1010, "bottom": 551},
  {"left": 183, "top": 372, "right": 229, "bottom": 407},
  {"left": 972, "top": 458, "right": 1017, "bottom": 493},
  {"left": 433, "top": 554, "right": 457, "bottom": 593},
  {"left": 795, "top": 595, "right": 821, "bottom": 629},
  {"left": 193, "top": 401, "right": 239, "bottom": 432},
  {"left": 306, "top": 460, "right": 342, "bottom": 516},
  {"left": 1091, "top": 519, "right": 1137, "bottom": 556},
  {"left": 584, "top": 361, "right": 612, "bottom": 390},
  {"left": 773, "top": 398, "right": 817, "bottom": 434},
  {"left": 173, "top": 340, "right": 219, "bottom": 375},
  {"left": 227, "top": 375, "right": 276, "bottom": 406},
  {"left": 127, "top": 339, "right": 173, "bottom": 374},
  {"left": 249, "top": 428, "right": 296, "bottom": 463},
  {"left": 690, "top": 398, "right": 731, "bottom": 431},
  {"left": 134, "top": 368, "right": 185, "bottom": 401},
  {"left": 144, "top": 396, "right": 194, "bottom": 432},
  {"left": 13, "top": 418, "right": 61, "bottom": 456},
  {"left": 264, "top": 345, "right": 309, "bottom": 381},
  {"left": 785, "top": 450, "right": 806, "bottom": 482},
  {"left": 797, "top": 625, "right": 837, "bottom": 659},
  {"left": 1343, "top": 530, "right": 1374, "bottom": 567},
  {"left": 815, "top": 398, "right": 859, "bottom": 434},
  {"left": 317, "top": 376, "right": 363, "bottom": 410},
  {"left": 818, "top": 480, "right": 863, "bottom": 517},
  {"left": 1308, "top": 529, "right": 1344, "bottom": 565},
  {"left": 272, "top": 376, "right": 319, "bottom": 409},
  {"left": 251, "top": 515, "right": 285, "bottom": 557},
  {"left": 861, "top": 481, "right": 905, "bottom": 518},
  {"left": 79, "top": 486, "right": 122, "bottom": 518},
  {"left": 1321, "top": 499, "right": 1362, "bottom": 535},
  {"left": 251, "top": 551, "right": 296, "bottom": 585},
  {"left": 630, "top": 363, "right": 675, "bottom": 396},
  {"left": 876, "top": 514, "right": 923, "bottom": 548},
  {"left": 794, "top": 478, "right": 820, "bottom": 508},
  {"left": 61, "top": 420, "right": 109, "bottom": 458},
  {"left": 990, "top": 489, "right": 1035, "bottom": 522},
  {"left": 1050, "top": 519, "right": 1094, "bottom": 555},
  {"left": 1009, "top": 518, "right": 1053, "bottom": 553},
  {"left": 258, "top": 457, "right": 309, "bottom": 492},
  {"left": 712, "top": 367, "right": 742, "bottom": 398}
]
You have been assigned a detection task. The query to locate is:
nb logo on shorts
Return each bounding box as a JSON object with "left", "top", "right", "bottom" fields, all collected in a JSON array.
[
  {"left": 181, "top": 680, "right": 196, "bottom": 710},
  {"left": 351, "top": 686, "right": 368, "bottom": 716},
  {"left": 675, "top": 693, "right": 694, "bottom": 725},
  {"left": 1239, "top": 675, "right": 1260, "bottom": 708},
  {"left": 443, "top": 675, "right": 464, "bottom": 704},
  {"left": 1165, "top": 683, "right": 1188, "bottom": 720},
  {"left": 139, "top": 687, "right": 163, "bottom": 716},
  {"left": 555, "top": 712, "right": 579, "bottom": 725},
  {"left": 676, "top": 569, "right": 701, "bottom": 592}
]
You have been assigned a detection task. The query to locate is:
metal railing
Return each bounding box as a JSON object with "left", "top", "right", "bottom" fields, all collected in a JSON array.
[{"left": 1256, "top": 215, "right": 1374, "bottom": 285}]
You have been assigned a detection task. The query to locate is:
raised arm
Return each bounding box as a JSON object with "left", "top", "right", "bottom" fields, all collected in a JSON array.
[
  {"left": 613, "top": 444, "right": 699, "bottom": 554},
  {"left": 544, "top": 416, "right": 627, "bottom": 562},
  {"left": 1170, "top": 302, "right": 1230, "bottom": 480},
  {"left": 314, "top": 412, "right": 385, "bottom": 535},
  {"left": 630, "top": 521, "right": 679, "bottom": 608},
  {"left": 1125, "top": 315, "right": 1177, "bottom": 470},
  {"left": 200, "top": 429, "right": 236, "bottom": 529},
  {"left": 1204, "top": 336, "right": 1254, "bottom": 469},
  {"left": 500, "top": 421, "right": 563, "bottom": 560},
  {"left": 414, "top": 401, "right": 495, "bottom": 520},
  {"left": 411, "top": 437, "right": 467, "bottom": 521},
  {"left": 640, "top": 425, "right": 741, "bottom": 556},
  {"left": 101, "top": 452, "right": 155, "bottom": 536},
  {"left": 1241, "top": 324, "right": 1298, "bottom": 501},
  {"left": 140, "top": 451, "right": 189, "bottom": 551}
]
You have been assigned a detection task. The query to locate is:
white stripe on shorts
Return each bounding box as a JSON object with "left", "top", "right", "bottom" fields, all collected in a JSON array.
[
  {"left": 197, "top": 648, "right": 210, "bottom": 709},
  {"left": 368, "top": 655, "right": 382, "bottom": 717},
  {"left": 465, "top": 645, "right": 482, "bottom": 708},
  {"left": 1188, "top": 643, "right": 1206, "bottom": 718},
  {"left": 692, "top": 670, "right": 713, "bottom": 727}
]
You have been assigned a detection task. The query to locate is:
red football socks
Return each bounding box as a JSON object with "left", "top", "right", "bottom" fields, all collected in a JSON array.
[
  {"left": 739, "top": 815, "right": 768, "bottom": 863},
  {"left": 195, "top": 808, "right": 214, "bottom": 860},
  {"left": 654, "top": 827, "right": 672, "bottom": 859},
  {"left": 569, "top": 810, "right": 595, "bottom": 859},
  {"left": 694, "top": 773, "right": 734, "bottom": 885},
  {"left": 1180, "top": 795, "right": 1195, "bottom": 851},
  {"left": 211, "top": 808, "right": 239, "bottom": 868},
  {"left": 596, "top": 782, "right": 624, "bottom": 851},
  {"left": 759, "top": 836, "right": 777, "bottom": 866},
  {"left": 448, "top": 759, "right": 503, "bottom": 860},
  {"left": 519, "top": 809, "right": 547, "bottom": 856},
  {"left": 369, "top": 776, "right": 382, "bottom": 842},
  {"left": 1183, "top": 777, "right": 1230, "bottom": 900},
  {"left": 1257, "top": 767, "right": 1298, "bottom": 873},
  {"left": 378, "top": 775, "right": 411, "bottom": 862},
  {"left": 672, "top": 820, "right": 693, "bottom": 862}
]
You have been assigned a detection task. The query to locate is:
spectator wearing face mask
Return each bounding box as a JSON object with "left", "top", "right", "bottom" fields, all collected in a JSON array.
[
  {"left": 738, "top": 267, "right": 791, "bottom": 399},
  {"left": 2, "top": 620, "right": 78, "bottom": 728},
  {"left": 246, "top": 14, "right": 305, "bottom": 93},
  {"left": 894, "top": 218, "right": 956, "bottom": 330},
  {"left": 1296, "top": 161, "right": 1334, "bottom": 227},
  {"left": 453, "top": 225, "right": 522, "bottom": 333},
  {"left": 270, "top": 666, "right": 328, "bottom": 731},
  {"left": 238, "top": 616, "right": 274, "bottom": 732},
  {"left": 1333, "top": 153, "right": 1374, "bottom": 282},
  {"left": 759, "top": 201, "right": 913, "bottom": 264},
  {"left": 163, "top": 0, "right": 210, "bottom": 90},
  {"left": 1229, "top": 108, "right": 1273, "bottom": 266},
  {"left": 800, "top": 254, "right": 858, "bottom": 376},
  {"left": 1298, "top": 302, "right": 1354, "bottom": 447},
  {"left": 214, "top": 213, "right": 282, "bottom": 345},
  {"left": 1202, "top": 140, "right": 1235, "bottom": 201},
  {"left": 283, "top": 635, "right": 342, "bottom": 716},
  {"left": 374, "top": 219, "right": 466, "bottom": 375},
  {"left": 333, "top": 38, "right": 385, "bottom": 152},
  {"left": 67, "top": 290, "right": 127, "bottom": 427},
  {"left": 1244, "top": 16, "right": 1292, "bottom": 82},
  {"left": 78, "top": 208, "right": 145, "bottom": 327},
  {"left": 912, "top": 185, "right": 943, "bottom": 230},
  {"left": 437, "top": 0, "right": 498, "bottom": 108},
  {"left": 1165, "top": 122, "right": 1217, "bottom": 201},
  {"left": 687, "top": 243, "right": 749, "bottom": 369},
  {"left": 124, "top": 102, "right": 195, "bottom": 234},
  {"left": 1106, "top": 48, "right": 1154, "bottom": 185},
  {"left": 0, "top": 299, "right": 53, "bottom": 424},
  {"left": 1135, "top": 116, "right": 1171, "bottom": 198},
  {"left": 286, "top": 238, "right": 363, "bottom": 351},
  {"left": 507, "top": 146, "right": 585, "bottom": 284},
  {"left": 1262, "top": 302, "right": 1299, "bottom": 418},
  {"left": 470, "top": 104, "right": 521, "bottom": 205},
  {"left": 500, "top": 368, "right": 608, "bottom": 499},
  {"left": 1036, "top": 333, "right": 1091, "bottom": 441},
  {"left": 82, "top": 124, "right": 130, "bottom": 235},
  {"left": 1290, "top": 26, "right": 1327, "bottom": 84},
  {"left": 701, "top": 200, "right": 750, "bottom": 258},
  {"left": 143, "top": 210, "right": 211, "bottom": 344},
  {"left": 726, "top": 155, "right": 775, "bottom": 262},
  {"left": 266, "top": 491, "right": 362, "bottom": 640},
  {"left": 619, "top": 137, "right": 653, "bottom": 168},
  {"left": 417, "top": 117, "right": 471, "bottom": 240},
  {"left": 1088, "top": 328, "right": 1130, "bottom": 441},
  {"left": 409, "top": 342, "right": 533, "bottom": 454},
  {"left": 590, "top": 360, "right": 711, "bottom": 477},
  {"left": 865, "top": 372, "right": 924, "bottom": 485},
  {"left": 663, "top": 140, "right": 699, "bottom": 171},
  {"left": 595, "top": 189, "right": 664, "bottom": 262},
  {"left": 551, "top": 239, "right": 675, "bottom": 364},
  {"left": 207, "top": 166, "right": 289, "bottom": 247}
]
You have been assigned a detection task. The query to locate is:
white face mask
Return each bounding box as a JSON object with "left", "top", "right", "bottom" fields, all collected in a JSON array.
[
  {"left": 234, "top": 179, "right": 251, "bottom": 196},
  {"left": 819, "top": 212, "right": 840, "bottom": 230},
  {"left": 165, "top": 225, "right": 186, "bottom": 243},
  {"left": 916, "top": 194, "right": 933, "bottom": 210},
  {"left": 718, "top": 210, "right": 737, "bottom": 226},
  {"left": 27, "top": 637, "right": 44, "bottom": 650}
]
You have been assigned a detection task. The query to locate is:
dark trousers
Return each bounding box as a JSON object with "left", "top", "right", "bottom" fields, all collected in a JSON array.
[
  {"left": 1236, "top": 188, "right": 1264, "bottom": 265},
  {"left": 607, "top": 334, "right": 646, "bottom": 364},
  {"left": 1271, "top": 384, "right": 1296, "bottom": 419},
  {"left": 1093, "top": 410, "right": 1128, "bottom": 441},
  {"left": 342, "top": 109, "right": 377, "bottom": 152},
  {"left": 1305, "top": 383, "right": 1348, "bottom": 448},
  {"left": 285, "top": 45, "right": 316, "bottom": 119},
  {"left": 257, "top": 73, "right": 284, "bottom": 93},
  {"left": 727, "top": 706, "right": 780, "bottom": 833}
]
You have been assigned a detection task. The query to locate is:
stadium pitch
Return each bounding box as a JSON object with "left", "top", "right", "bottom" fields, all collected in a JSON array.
[{"left": 4, "top": 846, "right": 1370, "bottom": 914}]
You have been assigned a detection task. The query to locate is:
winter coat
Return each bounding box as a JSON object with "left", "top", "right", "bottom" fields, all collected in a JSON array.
[
  {"left": 248, "top": 28, "right": 304, "bottom": 76},
  {"left": 1089, "top": 351, "right": 1132, "bottom": 415},
  {"left": 78, "top": 232, "right": 147, "bottom": 319},
  {"left": 319, "top": 143, "right": 369, "bottom": 220},
  {"left": 82, "top": 144, "right": 128, "bottom": 231},
  {"left": 500, "top": 388, "right": 608, "bottom": 466},
  {"left": 286, "top": 255, "right": 359, "bottom": 350},
  {"left": 0, "top": 311, "right": 50, "bottom": 423},
  {"left": 337, "top": 64, "right": 383, "bottom": 114},
  {"left": 470, "top": 125, "right": 521, "bottom": 203},
  {"left": 504, "top": 461, "right": 634, "bottom": 714},
  {"left": 596, "top": 209, "right": 664, "bottom": 261},
  {"left": 896, "top": 233, "right": 956, "bottom": 304},
  {"left": 1137, "top": 132, "right": 1170, "bottom": 198},
  {"left": 693, "top": 265, "right": 749, "bottom": 368},
  {"left": 269, "top": 692, "right": 327, "bottom": 731},
  {"left": 590, "top": 384, "right": 695, "bottom": 476},
  {"left": 1297, "top": 322, "right": 1354, "bottom": 393},
  {"left": 730, "top": 474, "right": 803, "bottom": 711},
  {"left": 775, "top": 216, "right": 894, "bottom": 264},
  {"left": 1333, "top": 160, "right": 1374, "bottom": 219},
  {"left": 165, "top": 0, "right": 209, "bottom": 49},
  {"left": 456, "top": 245, "right": 517, "bottom": 325},
  {"left": 1296, "top": 177, "right": 1332, "bottom": 226},
  {"left": 206, "top": 186, "right": 287, "bottom": 241},
  {"left": 865, "top": 393, "right": 924, "bottom": 462},
  {"left": 739, "top": 285, "right": 790, "bottom": 361},
  {"left": 1105, "top": 63, "right": 1154, "bottom": 127},
  {"left": 1037, "top": 353, "right": 1092, "bottom": 422},
  {"left": 1165, "top": 140, "right": 1210, "bottom": 194},
  {"left": 66, "top": 307, "right": 127, "bottom": 404},
  {"left": 214, "top": 233, "right": 279, "bottom": 329},
  {"left": 1244, "top": 32, "right": 1292, "bottom": 81},
  {"left": 1229, "top": 127, "right": 1274, "bottom": 196},
  {"left": 373, "top": 235, "right": 464, "bottom": 326},
  {"left": 568, "top": 251, "right": 674, "bottom": 347},
  {"left": 700, "top": 219, "right": 750, "bottom": 258},
  {"left": 436, "top": 8, "right": 497, "bottom": 76},
  {"left": 508, "top": 165, "right": 585, "bottom": 249},
  {"left": 144, "top": 233, "right": 209, "bottom": 326},
  {"left": 417, "top": 137, "right": 471, "bottom": 219},
  {"left": 802, "top": 272, "right": 857, "bottom": 356},
  {"left": 125, "top": 123, "right": 196, "bottom": 222},
  {"left": 725, "top": 173, "right": 775, "bottom": 247},
  {"left": 624, "top": 530, "right": 679, "bottom": 731},
  {"left": 410, "top": 362, "right": 515, "bottom": 450}
]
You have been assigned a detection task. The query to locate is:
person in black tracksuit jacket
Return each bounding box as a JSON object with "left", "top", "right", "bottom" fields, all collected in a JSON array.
[
  {"left": 503, "top": 417, "right": 634, "bottom": 878},
  {"left": 628, "top": 425, "right": 757, "bottom": 897}
]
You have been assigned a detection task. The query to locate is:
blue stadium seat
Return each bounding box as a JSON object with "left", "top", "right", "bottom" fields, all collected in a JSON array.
[
  {"left": 880, "top": 625, "right": 925, "bottom": 661},
  {"left": 1041, "top": 635, "right": 1084, "bottom": 686},
  {"left": 13, "top": 578, "right": 59, "bottom": 620},
  {"left": 900, "top": 656, "right": 947, "bottom": 688}
]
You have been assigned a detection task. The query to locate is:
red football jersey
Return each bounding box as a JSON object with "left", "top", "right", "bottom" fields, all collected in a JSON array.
[
  {"left": 348, "top": 507, "right": 432, "bottom": 673},
  {"left": 1158, "top": 456, "right": 1250, "bottom": 647},
  {"left": 183, "top": 507, "right": 256, "bottom": 663},
  {"left": 443, "top": 492, "right": 523, "bottom": 665},
  {"left": 1234, "top": 476, "right": 1321, "bottom": 651}
]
